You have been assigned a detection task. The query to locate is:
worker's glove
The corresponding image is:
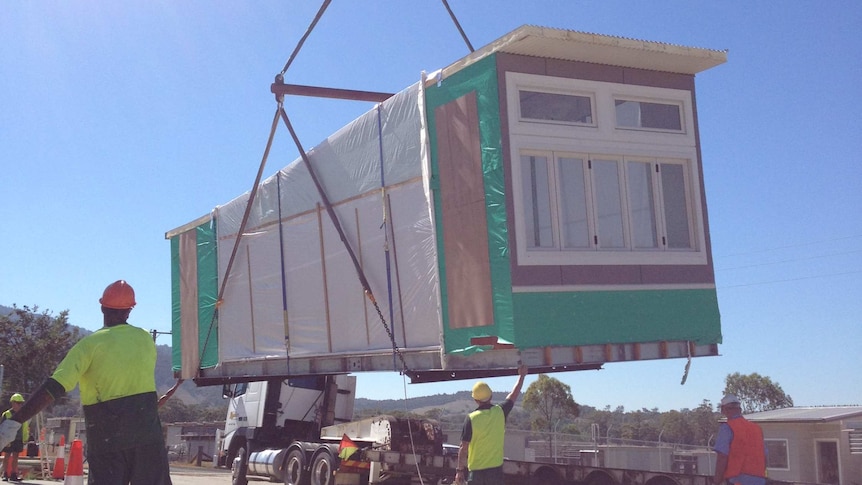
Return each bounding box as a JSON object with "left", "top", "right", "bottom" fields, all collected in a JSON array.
[{"left": 0, "top": 419, "right": 22, "bottom": 450}]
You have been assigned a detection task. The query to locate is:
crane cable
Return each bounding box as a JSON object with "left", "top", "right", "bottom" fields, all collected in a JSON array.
[{"left": 279, "top": 0, "right": 332, "bottom": 77}]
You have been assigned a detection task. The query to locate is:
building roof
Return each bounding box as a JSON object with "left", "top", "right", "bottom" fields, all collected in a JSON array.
[
  {"left": 439, "top": 25, "right": 727, "bottom": 79},
  {"left": 745, "top": 406, "right": 862, "bottom": 423}
]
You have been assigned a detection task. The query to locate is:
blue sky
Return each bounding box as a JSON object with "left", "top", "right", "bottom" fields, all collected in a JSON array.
[{"left": 2, "top": 1, "right": 860, "bottom": 412}]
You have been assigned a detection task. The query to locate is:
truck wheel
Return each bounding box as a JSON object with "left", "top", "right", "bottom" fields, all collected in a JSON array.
[
  {"left": 283, "top": 448, "right": 309, "bottom": 485},
  {"left": 531, "top": 467, "right": 563, "bottom": 485},
  {"left": 309, "top": 450, "right": 335, "bottom": 485},
  {"left": 231, "top": 445, "right": 249, "bottom": 485}
]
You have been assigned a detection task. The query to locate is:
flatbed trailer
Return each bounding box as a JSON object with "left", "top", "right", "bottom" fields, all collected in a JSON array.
[{"left": 362, "top": 451, "right": 803, "bottom": 485}]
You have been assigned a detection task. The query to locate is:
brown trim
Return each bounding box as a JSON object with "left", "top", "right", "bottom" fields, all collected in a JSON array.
[
  {"left": 435, "top": 92, "right": 495, "bottom": 329},
  {"left": 270, "top": 83, "right": 393, "bottom": 103}
]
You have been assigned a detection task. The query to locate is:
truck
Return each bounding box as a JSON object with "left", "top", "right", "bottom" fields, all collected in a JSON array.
[
  {"left": 216, "top": 377, "right": 454, "bottom": 485},
  {"left": 216, "top": 376, "right": 733, "bottom": 485},
  {"left": 167, "top": 25, "right": 731, "bottom": 485}
]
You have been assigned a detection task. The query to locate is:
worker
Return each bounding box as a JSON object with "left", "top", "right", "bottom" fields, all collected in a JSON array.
[
  {"left": 713, "top": 394, "right": 767, "bottom": 485},
  {"left": 0, "top": 280, "right": 173, "bottom": 485},
  {"left": 455, "top": 364, "right": 528, "bottom": 485},
  {"left": 1, "top": 394, "right": 29, "bottom": 482}
]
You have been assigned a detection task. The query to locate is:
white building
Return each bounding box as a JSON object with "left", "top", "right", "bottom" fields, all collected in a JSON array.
[{"left": 745, "top": 406, "right": 862, "bottom": 484}]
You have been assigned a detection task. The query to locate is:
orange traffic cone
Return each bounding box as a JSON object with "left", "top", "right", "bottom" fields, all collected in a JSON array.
[
  {"left": 52, "top": 435, "right": 66, "bottom": 479},
  {"left": 63, "top": 439, "right": 84, "bottom": 485}
]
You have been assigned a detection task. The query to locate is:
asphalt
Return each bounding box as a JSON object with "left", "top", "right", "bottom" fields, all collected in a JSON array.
[{"left": 4, "top": 460, "right": 232, "bottom": 485}]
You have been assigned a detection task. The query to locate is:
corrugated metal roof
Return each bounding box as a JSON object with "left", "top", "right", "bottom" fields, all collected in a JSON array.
[
  {"left": 440, "top": 25, "right": 727, "bottom": 78},
  {"left": 744, "top": 406, "right": 862, "bottom": 423}
]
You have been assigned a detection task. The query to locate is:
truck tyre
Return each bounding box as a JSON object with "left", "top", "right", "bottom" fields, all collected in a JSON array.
[
  {"left": 585, "top": 471, "right": 617, "bottom": 485},
  {"left": 283, "top": 448, "right": 309, "bottom": 485},
  {"left": 231, "top": 445, "right": 249, "bottom": 485},
  {"left": 226, "top": 437, "right": 246, "bottom": 471},
  {"left": 531, "top": 467, "right": 563, "bottom": 485},
  {"left": 309, "top": 450, "right": 335, "bottom": 485}
]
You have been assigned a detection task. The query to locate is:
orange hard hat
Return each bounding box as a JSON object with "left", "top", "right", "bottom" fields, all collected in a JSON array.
[{"left": 99, "top": 280, "right": 136, "bottom": 309}]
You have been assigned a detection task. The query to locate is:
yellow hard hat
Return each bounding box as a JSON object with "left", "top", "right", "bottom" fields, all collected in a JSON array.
[
  {"left": 472, "top": 381, "right": 492, "bottom": 402},
  {"left": 10, "top": 393, "right": 24, "bottom": 403}
]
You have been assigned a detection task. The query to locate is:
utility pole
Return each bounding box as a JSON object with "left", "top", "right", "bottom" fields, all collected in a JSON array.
[{"left": 151, "top": 329, "right": 171, "bottom": 343}]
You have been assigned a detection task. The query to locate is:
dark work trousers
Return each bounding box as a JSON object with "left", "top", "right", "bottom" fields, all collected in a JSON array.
[
  {"left": 468, "top": 466, "right": 504, "bottom": 485},
  {"left": 86, "top": 442, "right": 173, "bottom": 485}
]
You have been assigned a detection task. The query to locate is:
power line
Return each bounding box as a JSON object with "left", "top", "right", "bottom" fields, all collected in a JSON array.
[
  {"left": 713, "top": 233, "right": 862, "bottom": 260},
  {"left": 718, "top": 269, "right": 862, "bottom": 290},
  {"left": 716, "top": 249, "right": 862, "bottom": 272}
]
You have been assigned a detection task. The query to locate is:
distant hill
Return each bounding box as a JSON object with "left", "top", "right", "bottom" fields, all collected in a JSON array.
[
  {"left": 154, "top": 344, "right": 226, "bottom": 407},
  {"left": 0, "top": 304, "right": 525, "bottom": 416},
  {"left": 355, "top": 391, "right": 514, "bottom": 415}
]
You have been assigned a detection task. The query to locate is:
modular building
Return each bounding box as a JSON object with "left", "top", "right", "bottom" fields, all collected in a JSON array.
[{"left": 166, "top": 25, "right": 727, "bottom": 384}]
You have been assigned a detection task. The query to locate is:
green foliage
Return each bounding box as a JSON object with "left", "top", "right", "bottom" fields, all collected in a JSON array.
[
  {"left": 689, "top": 400, "right": 720, "bottom": 445},
  {"left": 619, "top": 409, "right": 660, "bottom": 442},
  {"left": 522, "top": 374, "right": 580, "bottom": 434},
  {"left": 0, "top": 305, "right": 80, "bottom": 404},
  {"left": 158, "top": 397, "right": 227, "bottom": 423},
  {"left": 724, "top": 372, "right": 793, "bottom": 413}
]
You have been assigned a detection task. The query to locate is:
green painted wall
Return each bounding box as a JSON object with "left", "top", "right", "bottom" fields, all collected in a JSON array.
[
  {"left": 512, "top": 289, "right": 721, "bottom": 347},
  {"left": 170, "top": 220, "right": 219, "bottom": 372},
  {"left": 425, "top": 54, "right": 516, "bottom": 354}
]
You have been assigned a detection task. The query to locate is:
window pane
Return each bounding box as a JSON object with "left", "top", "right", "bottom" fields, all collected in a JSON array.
[
  {"left": 558, "top": 157, "right": 591, "bottom": 248},
  {"left": 627, "top": 161, "right": 658, "bottom": 249},
  {"left": 765, "top": 440, "right": 789, "bottom": 469},
  {"left": 592, "top": 159, "right": 625, "bottom": 248},
  {"left": 615, "top": 100, "right": 682, "bottom": 131},
  {"left": 660, "top": 163, "right": 692, "bottom": 249},
  {"left": 520, "top": 91, "right": 593, "bottom": 124},
  {"left": 521, "top": 155, "right": 554, "bottom": 248}
]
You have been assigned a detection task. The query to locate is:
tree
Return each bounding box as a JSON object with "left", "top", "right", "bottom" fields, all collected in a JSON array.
[
  {"left": 724, "top": 372, "right": 793, "bottom": 413},
  {"left": 522, "top": 374, "right": 580, "bottom": 434},
  {"left": 660, "top": 410, "right": 692, "bottom": 444},
  {"left": 0, "top": 305, "right": 80, "bottom": 403},
  {"left": 689, "top": 400, "right": 720, "bottom": 446},
  {"left": 620, "top": 409, "right": 660, "bottom": 442}
]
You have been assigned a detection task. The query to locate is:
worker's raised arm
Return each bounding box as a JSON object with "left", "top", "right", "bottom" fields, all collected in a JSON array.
[
  {"left": 158, "top": 379, "right": 184, "bottom": 408},
  {"left": 505, "top": 364, "right": 529, "bottom": 402}
]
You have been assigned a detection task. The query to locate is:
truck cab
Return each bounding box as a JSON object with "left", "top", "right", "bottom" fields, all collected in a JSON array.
[{"left": 218, "top": 375, "right": 356, "bottom": 470}]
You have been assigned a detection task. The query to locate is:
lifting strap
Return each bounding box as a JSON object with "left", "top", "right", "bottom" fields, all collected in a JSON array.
[
  {"left": 196, "top": 0, "right": 478, "bottom": 376},
  {"left": 196, "top": 108, "right": 281, "bottom": 376},
  {"left": 441, "top": 0, "right": 474, "bottom": 52},
  {"left": 275, "top": 103, "right": 410, "bottom": 373},
  {"left": 278, "top": 0, "right": 332, "bottom": 77}
]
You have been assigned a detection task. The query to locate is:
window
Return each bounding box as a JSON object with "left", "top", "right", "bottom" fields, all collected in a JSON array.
[
  {"left": 765, "top": 439, "right": 789, "bottom": 470},
  {"left": 850, "top": 423, "right": 862, "bottom": 455},
  {"left": 506, "top": 72, "right": 704, "bottom": 266},
  {"left": 517, "top": 150, "right": 695, "bottom": 261},
  {"left": 615, "top": 99, "right": 683, "bottom": 132},
  {"left": 519, "top": 90, "right": 594, "bottom": 125}
]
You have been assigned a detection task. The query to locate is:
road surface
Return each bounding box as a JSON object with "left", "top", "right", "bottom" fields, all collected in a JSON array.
[{"left": 16, "top": 463, "right": 235, "bottom": 485}]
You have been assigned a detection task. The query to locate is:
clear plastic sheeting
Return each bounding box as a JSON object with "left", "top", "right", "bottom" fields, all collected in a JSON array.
[{"left": 214, "top": 83, "right": 442, "bottom": 364}]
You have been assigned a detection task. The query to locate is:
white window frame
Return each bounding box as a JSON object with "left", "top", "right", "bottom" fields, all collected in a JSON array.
[
  {"left": 506, "top": 73, "right": 706, "bottom": 266},
  {"left": 517, "top": 88, "right": 597, "bottom": 128},
  {"left": 765, "top": 438, "right": 790, "bottom": 471},
  {"left": 614, "top": 96, "right": 686, "bottom": 133}
]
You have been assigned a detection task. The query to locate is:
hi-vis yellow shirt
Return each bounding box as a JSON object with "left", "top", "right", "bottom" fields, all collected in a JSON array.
[
  {"left": 467, "top": 405, "right": 505, "bottom": 471},
  {"left": 51, "top": 323, "right": 157, "bottom": 405}
]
